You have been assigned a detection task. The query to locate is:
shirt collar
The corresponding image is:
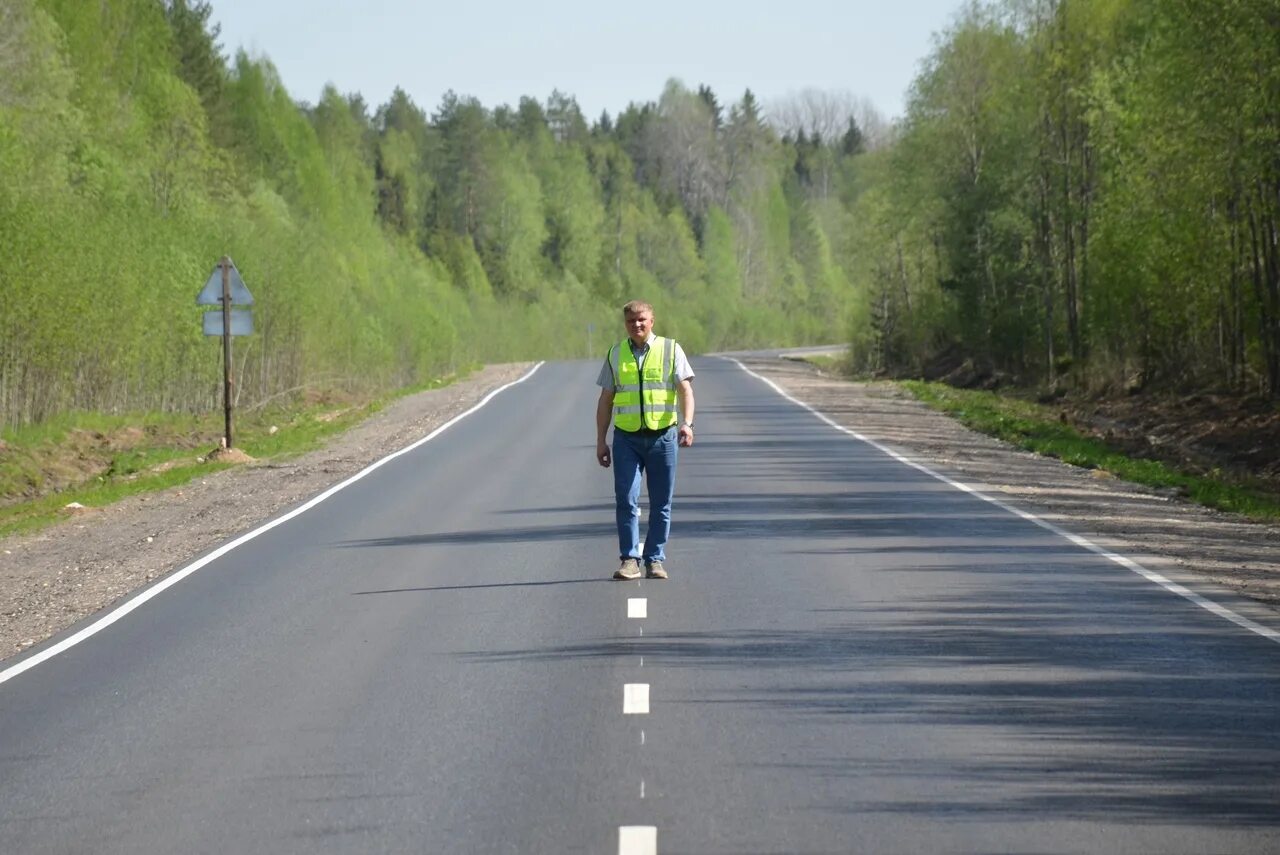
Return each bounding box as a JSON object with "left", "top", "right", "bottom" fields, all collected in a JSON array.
[{"left": 629, "top": 333, "right": 656, "bottom": 353}]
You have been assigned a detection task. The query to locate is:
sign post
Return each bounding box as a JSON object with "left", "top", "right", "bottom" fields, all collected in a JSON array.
[{"left": 196, "top": 257, "right": 254, "bottom": 449}]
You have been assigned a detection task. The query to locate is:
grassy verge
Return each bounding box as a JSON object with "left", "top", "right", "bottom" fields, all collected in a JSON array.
[
  {"left": 0, "top": 369, "right": 473, "bottom": 539},
  {"left": 900, "top": 380, "right": 1280, "bottom": 522}
]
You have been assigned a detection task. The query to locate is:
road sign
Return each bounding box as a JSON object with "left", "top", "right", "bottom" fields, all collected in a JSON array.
[
  {"left": 202, "top": 310, "right": 254, "bottom": 336},
  {"left": 197, "top": 255, "right": 255, "bottom": 450},
  {"left": 196, "top": 260, "right": 254, "bottom": 306}
]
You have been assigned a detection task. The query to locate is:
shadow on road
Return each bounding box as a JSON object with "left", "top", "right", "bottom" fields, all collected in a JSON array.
[
  {"left": 352, "top": 578, "right": 611, "bottom": 595},
  {"left": 464, "top": 609, "right": 1280, "bottom": 826}
]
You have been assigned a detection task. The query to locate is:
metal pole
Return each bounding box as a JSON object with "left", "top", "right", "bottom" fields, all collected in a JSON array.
[{"left": 221, "top": 256, "right": 233, "bottom": 449}]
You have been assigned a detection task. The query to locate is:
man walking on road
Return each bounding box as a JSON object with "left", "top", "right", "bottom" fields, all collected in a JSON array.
[{"left": 596, "top": 300, "right": 695, "bottom": 580}]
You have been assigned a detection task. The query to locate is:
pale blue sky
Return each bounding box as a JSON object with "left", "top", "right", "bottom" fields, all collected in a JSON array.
[{"left": 209, "top": 0, "right": 963, "bottom": 122}]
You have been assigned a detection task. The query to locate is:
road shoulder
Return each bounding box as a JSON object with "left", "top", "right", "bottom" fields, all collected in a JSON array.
[{"left": 735, "top": 355, "right": 1280, "bottom": 620}]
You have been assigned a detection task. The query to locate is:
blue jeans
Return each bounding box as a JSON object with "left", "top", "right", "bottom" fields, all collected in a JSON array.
[{"left": 612, "top": 427, "right": 678, "bottom": 563}]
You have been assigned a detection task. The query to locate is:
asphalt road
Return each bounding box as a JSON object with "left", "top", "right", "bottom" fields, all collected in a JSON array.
[{"left": 2, "top": 357, "right": 1278, "bottom": 854}]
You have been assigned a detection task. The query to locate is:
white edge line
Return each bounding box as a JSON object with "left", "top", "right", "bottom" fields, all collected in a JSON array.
[
  {"left": 730, "top": 357, "right": 1280, "bottom": 645},
  {"left": 0, "top": 362, "right": 547, "bottom": 686}
]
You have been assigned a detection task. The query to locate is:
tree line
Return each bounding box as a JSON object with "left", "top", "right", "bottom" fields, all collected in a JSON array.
[
  {"left": 3, "top": 0, "right": 1275, "bottom": 433},
  {"left": 849, "top": 0, "right": 1280, "bottom": 397},
  {"left": 0, "top": 0, "right": 869, "bottom": 429}
]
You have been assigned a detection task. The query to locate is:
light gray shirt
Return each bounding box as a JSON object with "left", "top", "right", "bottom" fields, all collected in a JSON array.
[{"left": 596, "top": 334, "right": 694, "bottom": 389}]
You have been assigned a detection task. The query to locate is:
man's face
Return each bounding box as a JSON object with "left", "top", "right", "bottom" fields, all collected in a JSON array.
[{"left": 625, "top": 311, "right": 654, "bottom": 344}]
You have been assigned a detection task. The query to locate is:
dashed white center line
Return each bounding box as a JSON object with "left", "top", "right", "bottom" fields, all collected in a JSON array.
[
  {"left": 619, "top": 825, "right": 657, "bottom": 855},
  {"left": 621, "top": 587, "right": 655, "bottom": 847},
  {"left": 624, "top": 683, "right": 650, "bottom": 714}
]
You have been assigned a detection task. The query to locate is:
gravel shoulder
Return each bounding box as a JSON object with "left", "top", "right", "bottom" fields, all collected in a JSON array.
[{"left": 3, "top": 355, "right": 1278, "bottom": 663}]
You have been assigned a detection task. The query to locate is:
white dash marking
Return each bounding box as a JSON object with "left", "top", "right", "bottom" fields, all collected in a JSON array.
[
  {"left": 619, "top": 826, "right": 656, "bottom": 855},
  {"left": 624, "top": 683, "right": 650, "bottom": 714},
  {"left": 641, "top": 779, "right": 646, "bottom": 798},
  {"left": 628, "top": 598, "right": 648, "bottom": 619},
  {"left": 640, "top": 656, "right": 644, "bottom": 668},
  {"left": 641, "top": 730, "right": 646, "bottom": 745}
]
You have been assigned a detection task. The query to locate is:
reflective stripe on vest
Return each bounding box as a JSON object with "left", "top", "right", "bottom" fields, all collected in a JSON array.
[{"left": 610, "top": 336, "right": 678, "bottom": 432}]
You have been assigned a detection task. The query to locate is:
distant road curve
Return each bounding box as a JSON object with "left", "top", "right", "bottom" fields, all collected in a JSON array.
[{"left": 709, "top": 343, "right": 848, "bottom": 360}]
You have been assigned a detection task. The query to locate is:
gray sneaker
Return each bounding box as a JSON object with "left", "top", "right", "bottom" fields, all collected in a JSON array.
[
  {"left": 613, "top": 558, "right": 641, "bottom": 580},
  {"left": 645, "top": 561, "right": 668, "bottom": 580}
]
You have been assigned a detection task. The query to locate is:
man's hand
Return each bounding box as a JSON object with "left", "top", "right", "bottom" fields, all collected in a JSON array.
[
  {"left": 596, "top": 390, "right": 614, "bottom": 467},
  {"left": 676, "top": 379, "right": 695, "bottom": 448}
]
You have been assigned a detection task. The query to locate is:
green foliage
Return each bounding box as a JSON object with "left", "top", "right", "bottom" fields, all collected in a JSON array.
[
  {"left": 1, "top": 3, "right": 891, "bottom": 433},
  {"left": 844, "top": 0, "right": 1280, "bottom": 399},
  {"left": 162, "top": 0, "right": 226, "bottom": 123},
  {"left": 698, "top": 206, "right": 742, "bottom": 344}
]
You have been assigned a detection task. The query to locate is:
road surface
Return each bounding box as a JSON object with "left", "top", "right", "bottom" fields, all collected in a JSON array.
[{"left": 2, "top": 357, "right": 1278, "bottom": 853}]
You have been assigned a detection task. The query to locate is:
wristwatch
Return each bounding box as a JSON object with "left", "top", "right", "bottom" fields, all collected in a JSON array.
[{"left": 681, "top": 421, "right": 694, "bottom": 429}]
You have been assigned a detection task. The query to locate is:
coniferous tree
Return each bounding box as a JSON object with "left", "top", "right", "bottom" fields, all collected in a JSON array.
[
  {"left": 162, "top": 0, "right": 227, "bottom": 124},
  {"left": 840, "top": 117, "right": 865, "bottom": 157},
  {"left": 697, "top": 84, "right": 723, "bottom": 129}
]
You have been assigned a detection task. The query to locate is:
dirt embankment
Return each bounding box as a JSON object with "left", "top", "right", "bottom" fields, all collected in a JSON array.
[
  {"left": 921, "top": 343, "right": 1280, "bottom": 494},
  {"left": 1058, "top": 393, "right": 1280, "bottom": 489},
  {"left": 923, "top": 347, "right": 1280, "bottom": 496}
]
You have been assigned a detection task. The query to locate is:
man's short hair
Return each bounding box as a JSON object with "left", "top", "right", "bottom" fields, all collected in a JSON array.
[{"left": 622, "top": 300, "right": 653, "bottom": 317}]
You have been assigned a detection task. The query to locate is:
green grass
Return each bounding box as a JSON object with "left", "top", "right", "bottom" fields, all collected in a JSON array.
[
  {"left": 0, "top": 460, "right": 238, "bottom": 538},
  {"left": 0, "top": 368, "right": 476, "bottom": 538},
  {"left": 900, "top": 380, "right": 1280, "bottom": 521}
]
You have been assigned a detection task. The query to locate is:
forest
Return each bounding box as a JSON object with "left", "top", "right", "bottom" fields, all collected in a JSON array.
[
  {"left": 862, "top": 0, "right": 1280, "bottom": 398},
  {"left": 0, "top": 0, "right": 1277, "bottom": 431}
]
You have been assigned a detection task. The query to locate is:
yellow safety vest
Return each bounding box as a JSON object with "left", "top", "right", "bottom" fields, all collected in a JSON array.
[{"left": 609, "top": 337, "right": 679, "bottom": 432}]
